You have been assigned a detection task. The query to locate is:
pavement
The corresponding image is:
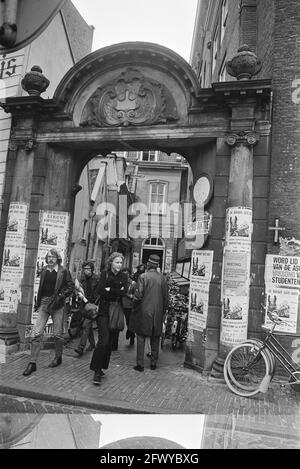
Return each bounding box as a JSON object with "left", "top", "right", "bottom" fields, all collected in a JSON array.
[{"left": 1, "top": 329, "right": 300, "bottom": 448}]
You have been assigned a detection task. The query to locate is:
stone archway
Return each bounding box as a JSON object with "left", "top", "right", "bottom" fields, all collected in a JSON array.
[{"left": 0, "top": 41, "right": 272, "bottom": 372}]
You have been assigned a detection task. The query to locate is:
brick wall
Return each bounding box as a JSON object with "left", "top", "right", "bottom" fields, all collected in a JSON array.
[{"left": 256, "top": 0, "right": 275, "bottom": 78}]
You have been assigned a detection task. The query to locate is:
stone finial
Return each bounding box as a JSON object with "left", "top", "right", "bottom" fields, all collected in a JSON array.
[
  {"left": 226, "top": 45, "right": 262, "bottom": 80},
  {"left": 21, "top": 66, "right": 50, "bottom": 96}
]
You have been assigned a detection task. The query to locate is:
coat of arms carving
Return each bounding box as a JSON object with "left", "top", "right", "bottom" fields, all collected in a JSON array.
[{"left": 80, "top": 68, "right": 179, "bottom": 127}]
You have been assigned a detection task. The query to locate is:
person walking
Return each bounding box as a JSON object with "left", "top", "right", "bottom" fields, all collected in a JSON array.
[
  {"left": 133, "top": 254, "right": 169, "bottom": 372},
  {"left": 23, "top": 249, "right": 74, "bottom": 376},
  {"left": 74, "top": 261, "right": 99, "bottom": 357},
  {"left": 90, "top": 252, "right": 128, "bottom": 385},
  {"left": 121, "top": 267, "right": 136, "bottom": 346}
]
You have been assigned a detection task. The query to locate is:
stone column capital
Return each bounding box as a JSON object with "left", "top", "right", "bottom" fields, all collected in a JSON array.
[
  {"left": 225, "top": 130, "right": 259, "bottom": 147},
  {"left": 8, "top": 136, "right": 37, "bottom": 152}
]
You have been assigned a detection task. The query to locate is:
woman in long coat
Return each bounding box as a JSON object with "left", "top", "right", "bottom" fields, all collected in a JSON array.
[
  {"left": 90, "top": 252, "right": 128, "bottom": 385},
  {"left": 133, "top": 254, "right": 169, "bottom": 371}
]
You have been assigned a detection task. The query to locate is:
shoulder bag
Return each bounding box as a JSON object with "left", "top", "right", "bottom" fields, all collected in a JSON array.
[{"left": 108, "top": 301, "right": 125, "bottom": 331}]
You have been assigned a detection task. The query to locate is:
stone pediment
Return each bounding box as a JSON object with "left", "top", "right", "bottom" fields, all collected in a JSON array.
[{"left": 80, "top": 67, "right": 179, "bottom": 127}]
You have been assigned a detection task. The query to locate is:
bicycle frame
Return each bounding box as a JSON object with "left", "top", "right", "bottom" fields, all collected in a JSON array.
[{"left": 258, "top": 322, "right": 300, "bottom": 381}]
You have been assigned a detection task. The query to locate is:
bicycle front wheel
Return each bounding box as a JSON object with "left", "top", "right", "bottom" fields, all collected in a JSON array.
[{"left": 224, "top": 342, "right": 270, "bottom": 397}]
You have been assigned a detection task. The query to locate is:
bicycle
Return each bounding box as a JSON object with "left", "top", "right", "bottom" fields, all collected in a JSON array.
[{"left": 223, "top": 311, "right": 300, "bottom": 397}]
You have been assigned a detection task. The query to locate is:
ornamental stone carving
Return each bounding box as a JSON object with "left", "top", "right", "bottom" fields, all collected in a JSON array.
[
  {"left": 225, "top": 131, "right": 259, "bottom": 147},
  {"left": 21, "top": 65, "right": 50, "bottom": 96},
  {"left": 80, "top": 67, "right": 179, "bottom": 127},
  {"left": 226, "top": 45, "right": 262, "bottom": 81}
]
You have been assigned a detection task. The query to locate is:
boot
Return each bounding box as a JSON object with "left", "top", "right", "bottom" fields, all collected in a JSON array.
[
  {"left": 48, "top": 356, "right": 62, "bottom": 368},
  {"left": 23, "top": 362, "right": 36, "bottom": 376}
]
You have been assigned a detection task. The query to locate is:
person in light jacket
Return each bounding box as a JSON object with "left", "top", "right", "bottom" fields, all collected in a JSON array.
[
  {"left": 23, "top": 249, "right": 74, "bottom": 376},
  {"left": 133, "top": 254, "right": 169, "bottom": 372}
]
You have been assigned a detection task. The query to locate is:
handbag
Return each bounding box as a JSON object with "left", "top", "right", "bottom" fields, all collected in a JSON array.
[
  {"left": 108, "top": 301, "right": 125, "bottom": 331},
  {"left": 82, "top": 302, "right": 99, "bottom": 320}
]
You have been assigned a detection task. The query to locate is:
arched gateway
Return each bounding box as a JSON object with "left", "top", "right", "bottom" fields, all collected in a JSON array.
[{"left": 0, "top": 42, "right": 272, "bottom": 372}]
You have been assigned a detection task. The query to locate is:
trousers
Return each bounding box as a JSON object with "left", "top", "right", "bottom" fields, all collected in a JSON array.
[
  {"left": 136, "top": 334, "right": 160, "bottom": 367},
  {"left": 30, "top": 297, "right": 64, "bottom": 363}
]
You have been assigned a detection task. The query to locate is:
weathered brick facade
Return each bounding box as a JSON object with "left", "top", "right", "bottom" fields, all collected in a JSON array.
[{"left": 188, "top": 0, "right": 300, "bottom": 370}]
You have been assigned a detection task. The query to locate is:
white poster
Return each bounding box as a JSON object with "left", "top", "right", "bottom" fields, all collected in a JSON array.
[
  {"left": 188, "top": 250, "right": 213, "bottom": 332},
  {"left": 0, "top": 202, "right": 29, "bottom": 313},
  {"left": 222, "top": 250, "right": 250, "bottom": 297},
  {"left": 264, "top": 255, "right": 300, "bottom": 333},
  {"left": 31, "top": 210, "right": 71, "bottom": 324},
  {"left": 225, "top": 207, "right": 252, "bottom": 252},
  {"left": 190, "top": 250, "right": 213, "bottom": 282},
  {"left": 220, "top": 295, "right": 249, "bottom": 346},
  {"left": 264, "top": 286, "right": 298, "bottom": 334},
  {"left": 264, "top": 254, "right": 300, "bottom": 289}
]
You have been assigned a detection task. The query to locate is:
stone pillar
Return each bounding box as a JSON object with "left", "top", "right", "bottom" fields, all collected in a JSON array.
[
  {"left": 0, "top": 138, "right": 35, "bottom": 358},
  {"left": 211, "top": 131, "right": 258, "bottom": 376}
]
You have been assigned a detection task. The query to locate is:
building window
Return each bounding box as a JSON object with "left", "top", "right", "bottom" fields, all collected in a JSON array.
[
  {"left": 143, "top": 237, "right": 164, "bottom": 246},
  {"left": 139, "top": 151, "right": 157, "bottom": 162},
  {"left": 148, "top": 181, "right": 167, "bottom": 214},
  {"left": 219, "top": 54, "right": 227, "bottom": 82},
  {"left": 221, "top": 0, "right": 228, "bottom": 43}
]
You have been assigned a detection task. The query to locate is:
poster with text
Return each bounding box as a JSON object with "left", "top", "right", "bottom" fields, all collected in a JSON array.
[
  {"left": 222, "top": 250, "right": 250, "bottom": 297},
  {"left": 263, "top": 286, "right": 298, "bottom": 334},
  {"left": 190, "top": 250, "right": 213, "bottom": 282},
  {"left": 225, "top": 207, "right": 252, "bottom": 252},
  {"left": 0, "top": 203, "right": 29, "bottom": 313},
  {"left": 220, "top": 296, "right": 249, "bottom": 346},
  {"left": 188, "top": 282, "right": 209, "bottom": 331},
  {"left": 31, "top": 210, "right": 70, "bottom": 324},
  {"left": 264, "top": 254, "right": 300, "bottom": 289}
]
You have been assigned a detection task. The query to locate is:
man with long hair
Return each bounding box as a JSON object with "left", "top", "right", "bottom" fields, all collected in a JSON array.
[{"left": 23, "top": 249, "right": 74, "bottom": 376}]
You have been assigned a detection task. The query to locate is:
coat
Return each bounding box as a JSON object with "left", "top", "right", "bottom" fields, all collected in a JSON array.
[
  {"left": 133, "top": 268, "right": 169, "bottom": 337},
  {"left": 36, "top": 265, "right": 74, "bottom": 310},
  {"left": 96, "top": 269, "right": 128, "bottom": 316}
]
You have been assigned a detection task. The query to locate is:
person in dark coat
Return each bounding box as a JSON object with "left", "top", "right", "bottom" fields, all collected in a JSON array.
[
  {"left": 90, "top": 252, "right": 128, "bottom": 385},
  {"left": 133, "top": 254, "right": 169, "bottom": 372},
  {"left": 121, "top": 267, "right": 136, "bottom": 346},
  {"left": 23, "top": 249, "right": 74, "bottom": 376},
  {"left": 74, "top": 261, "right": 99, "bottom": 357}
]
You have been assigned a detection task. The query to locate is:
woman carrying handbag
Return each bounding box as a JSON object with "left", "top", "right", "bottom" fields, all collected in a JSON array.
[{"left": 90, "top": 252, "right": 128, "bottom": 385}]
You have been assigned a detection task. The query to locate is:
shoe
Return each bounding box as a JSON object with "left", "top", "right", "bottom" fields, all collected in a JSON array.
[
  {"left": 146, "top": 352, "right": 152, "bottom": 358},
  {"left": 150, "top": 363, "right": 157, "bottom": 370},
  {"left": 48, "top": 356, "right": 62, "bottom": 368},
  {"left": 99, "top": 370, "right": 105, "bottom": 377},
  {"left": 74, "top": 347, "right": 83, "bottom": 357},
  {"left": 23, "top": 362, "right": 36, "bottom": 376},
  {"left": 129, "top": 337, "right": 134, "bottom": 346},
  {"left": 86, "top": 344, "right": 95, "bottom": 352},
  {"left": 133, "top": 365, "right": 144, "bottom": 372},
  {"left": 93, "top": 371, "right": 102, "bottom": 385}
]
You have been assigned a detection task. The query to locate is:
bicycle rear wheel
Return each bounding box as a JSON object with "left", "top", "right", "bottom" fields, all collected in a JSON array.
[{"left": 224, "top": 342, "right": 270, "bottom": 397}]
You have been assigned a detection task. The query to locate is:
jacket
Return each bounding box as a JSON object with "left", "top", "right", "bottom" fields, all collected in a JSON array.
[
  {"left": 96, "top": 269, "right": 128, "bottom": 316},
  {"left": 37, "top": 265, "right": 74, "bottom": 310},
  {"left": 133, "top": 268, "right": 169, "bottom": 336}
]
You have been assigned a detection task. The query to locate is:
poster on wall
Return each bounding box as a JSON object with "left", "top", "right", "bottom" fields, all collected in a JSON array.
[
  {"left": 264, "top": 254, "right": 300, "bottom": 333},
  {"left": 0, "top": 202, "right": 29, "bottom": 313},
  {"left": 264, "top": 254, "right": 300, "bottom": 289},
  {"left": 188, "top": 250, "right": 213, "bottom": 332},
  {"left": 264, "top": 285, "right": 298, "bottom": 333},
  {"left": 31, "top": 210, "right": 70, "bottom": 324},
  {"left": 225, "top": 207, "right": 252, "bottom": 252},
  {"left": 190, "top": 250, "right": 213, "bottom": 282},
  {"left": 222, "top": 250, "right": 250, "bottom": 297}
]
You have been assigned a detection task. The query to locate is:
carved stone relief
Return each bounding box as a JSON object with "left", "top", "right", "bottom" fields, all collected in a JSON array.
[{"left": 80, "top": 67, "right": 179, "bottom": 127}]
